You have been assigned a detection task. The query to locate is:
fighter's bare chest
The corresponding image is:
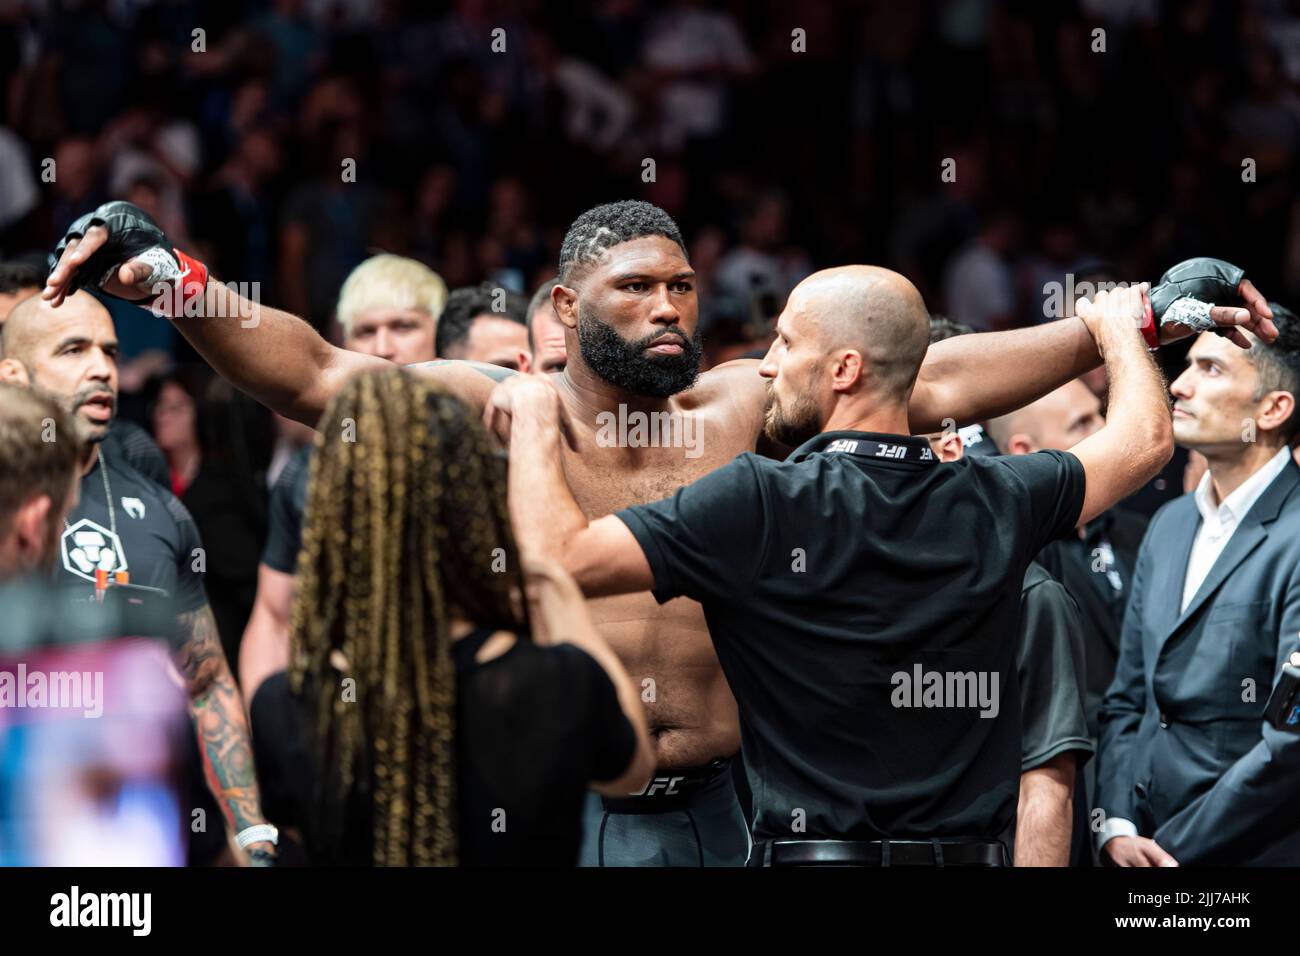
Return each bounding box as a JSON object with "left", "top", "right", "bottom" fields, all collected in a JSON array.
[{"left": 561, "top": 439, "right": 745, "bottom": 516}]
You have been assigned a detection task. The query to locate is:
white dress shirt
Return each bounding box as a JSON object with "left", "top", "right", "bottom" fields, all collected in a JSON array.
[
  {"left": 1182, "top": 446, "right": 1292, "bottom": 612},
  {"left": 1099, "top": 445, "right": 1291, "bottom": 854}
]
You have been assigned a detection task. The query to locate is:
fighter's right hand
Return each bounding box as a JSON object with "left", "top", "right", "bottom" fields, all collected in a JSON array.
[{"left": 43, "top": 201, "right": 207, "bottom": 316}]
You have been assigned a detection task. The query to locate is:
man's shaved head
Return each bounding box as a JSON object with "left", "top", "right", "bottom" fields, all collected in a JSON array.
[
  {"left": 2, "top": 291, "right": 112, "bottom": 360},
  {"left": 759, "top": 265, "right": 933, "bottom": 446},
  {"left": 789, "top": 266, "right": 931, "bottom": 398},
  {"left": 0, "top": 291, "right": 119, "bottom": 447},
  {"left": 3, "top": 293, "right": 53, "bottom": 364}
]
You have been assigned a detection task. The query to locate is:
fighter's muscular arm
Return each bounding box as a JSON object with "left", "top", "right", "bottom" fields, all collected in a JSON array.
[
  {"left": 180, "top": 281, "right": 385, "bottom": 426},
  {"left": 707, "top": 329, "right": 1110, "bottom": 437},
  {"left": 42, "top": 218, "right": 508, "bottom": 425},
  {"left": 712, "top": 324, "right": 1113, "bottom": 440},
  {"left": 908, "top": 318, "right": 1105, "bottom": 432},
  {"left": 718, "top": 291, "right": 1274, "bottom": 440},
  {"left": 174, "top": 603, "right": 275, "bottom": 861},
  {"left": 178, "top": 291, "right": 513, "bottom": 425},
  {"left": 908, "top": 278, "right": 1275, "bottom": 433}
]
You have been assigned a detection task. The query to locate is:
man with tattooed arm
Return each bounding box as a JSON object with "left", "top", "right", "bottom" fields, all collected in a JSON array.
[{"left": 0, "top": 291, "right": 276, "bottom": 865}]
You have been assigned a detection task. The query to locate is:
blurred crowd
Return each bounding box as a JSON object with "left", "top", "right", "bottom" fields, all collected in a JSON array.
[{"left": 1, "top": 0, "right": 1300, "bottom": 353}]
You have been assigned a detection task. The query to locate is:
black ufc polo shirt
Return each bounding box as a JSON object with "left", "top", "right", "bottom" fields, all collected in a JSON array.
[{"left": 616, "top": 430, "right": 1085, "bottom": 843}]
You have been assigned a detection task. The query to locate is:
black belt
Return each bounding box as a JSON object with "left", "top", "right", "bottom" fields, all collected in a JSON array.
[
  {"left": 600, "top": 757, "right": 733, "bottom": 813},
  {"left": 751, "top": 838, "right": 1008, "bottom": 867}
]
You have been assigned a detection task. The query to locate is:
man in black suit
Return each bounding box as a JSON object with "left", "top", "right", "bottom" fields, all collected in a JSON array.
[{"left": 1097, "top": 305, "right": 1300, "bottom": 865}]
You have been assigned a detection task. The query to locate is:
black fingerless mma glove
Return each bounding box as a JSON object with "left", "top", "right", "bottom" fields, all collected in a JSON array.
[
  {"left": 51, "top": 201, "right": 174, "bottom": 300},
  {"left": 1148, "top": 257, "right": 1247, "bottom": 337}
]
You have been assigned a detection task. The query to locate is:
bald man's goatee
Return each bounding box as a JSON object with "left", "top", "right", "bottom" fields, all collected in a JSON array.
[{"left": 762, "top": 384, "right": 822, "bottom": 447}]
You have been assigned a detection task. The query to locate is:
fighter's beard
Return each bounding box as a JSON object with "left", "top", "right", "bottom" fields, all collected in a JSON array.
[{"left": 576, "top": 305, "right": 703, "bottom": 398}]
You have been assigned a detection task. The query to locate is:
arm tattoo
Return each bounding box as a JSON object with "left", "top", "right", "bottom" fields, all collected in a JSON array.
[
  {"left": 406, "top": 358, "right": 518, "bottom": 383},
  {"left": 174, "top": 605, "right": 266, "bottom": 835}
]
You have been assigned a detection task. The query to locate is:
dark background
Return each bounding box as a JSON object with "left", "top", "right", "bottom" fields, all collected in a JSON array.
[{"left": 1, "top": 0, "right": 1297, "bottom": 350}]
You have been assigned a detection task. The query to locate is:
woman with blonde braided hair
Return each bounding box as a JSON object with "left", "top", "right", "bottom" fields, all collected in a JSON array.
[{"left": 278, "top": 367, "right": 652, "bottom": 866}]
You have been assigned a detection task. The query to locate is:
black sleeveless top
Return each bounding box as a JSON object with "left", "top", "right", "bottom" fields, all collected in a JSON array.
[
  {"left": 453, "top": 628, "right": 636, "bottom": 866},
  {"left": 251, "top": 629, "right": 635, "bottom": 866}
]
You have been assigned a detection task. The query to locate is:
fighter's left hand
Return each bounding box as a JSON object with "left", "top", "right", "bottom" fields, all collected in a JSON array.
[
  {"left": 1149, "top": 256, "right": 1278, "bottom": 348},
  {"left": 1158, "top": 278, "right": 1275, "bottom": 349}
]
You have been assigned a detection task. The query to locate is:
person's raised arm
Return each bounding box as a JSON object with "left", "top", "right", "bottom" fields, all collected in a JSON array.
[
  {"left": 179, "top": 280, "right": 384, "bottom": 426},
  {"left": 487, "top": 375, "right": 654, "bottom": 597},
  {"left": 908, "top": 317, "right": 1100, "bottom": 432},
  {"left": 907, "top": 259, "right": 1277, "bottom": 434},
  {"left": 1067, "top": 283, "right": 1175, "bottom": 526},
  {"left": 42, "top": 202, "right": 385, "bottom": 426}
]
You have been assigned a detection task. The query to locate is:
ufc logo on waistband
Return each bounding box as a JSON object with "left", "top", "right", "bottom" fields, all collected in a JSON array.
[
  {"left": 632, "top": 776, "right": 685, "bottom": 796},
  {"left": 826, "top": 440, "right": 859, "bottom": 454},
  {"left": 875, "top": 444, "right": 907, "bottom": 458}
]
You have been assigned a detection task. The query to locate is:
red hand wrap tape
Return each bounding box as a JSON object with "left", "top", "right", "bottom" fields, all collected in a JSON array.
[
  {"left": 1139, "top": 292, "right": 1159, "bottom": 350},
  {"left": 173, "top": 248, "right": 208, "bottom": 314}
]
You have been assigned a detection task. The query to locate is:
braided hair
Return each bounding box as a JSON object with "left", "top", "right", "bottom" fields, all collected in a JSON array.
[{"left": 289, "top": 367, "right": 528, "bottom": 866}]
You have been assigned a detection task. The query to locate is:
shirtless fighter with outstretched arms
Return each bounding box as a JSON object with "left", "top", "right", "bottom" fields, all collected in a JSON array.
[{"left": 43, "top": 199, "right": 1275, "bottom": 866}]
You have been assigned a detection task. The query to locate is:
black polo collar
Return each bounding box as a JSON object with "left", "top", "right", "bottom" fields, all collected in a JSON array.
[{"left": 789, "top": 430, "right": 939, "bottom": 465}]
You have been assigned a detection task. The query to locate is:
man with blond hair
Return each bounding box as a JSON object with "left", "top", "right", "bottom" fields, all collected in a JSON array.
[
  {"left": 333, "top": 253, "right": 448, "bottom": 363},
  {"left": 239, "top": 253, "right": 449, "bottom": 703}
]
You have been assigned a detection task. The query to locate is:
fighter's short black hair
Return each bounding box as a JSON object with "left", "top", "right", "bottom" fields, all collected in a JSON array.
[
  {"left": 435, "top": 282, "right": 529, "bottom": 357},
  {"left": 558, "top": 200, "right": 687, "bottom": 284},
  {"left": 1249, "top": 302, "right": 1300, "bottom": 440}
]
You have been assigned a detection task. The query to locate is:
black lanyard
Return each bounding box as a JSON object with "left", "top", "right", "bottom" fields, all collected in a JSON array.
[{"left": 821, "top": 437, "right": 939, "bottom": 465}]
